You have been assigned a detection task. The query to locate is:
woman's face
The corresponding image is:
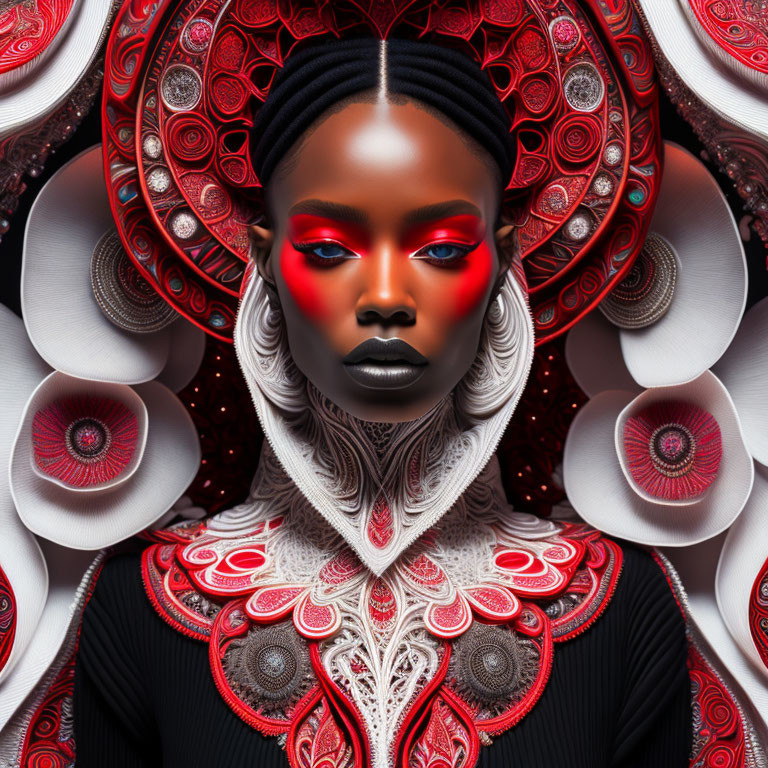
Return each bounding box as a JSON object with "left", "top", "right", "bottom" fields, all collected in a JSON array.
[{"left": 252, "top": 98, "right": 514, "bottom": 422}]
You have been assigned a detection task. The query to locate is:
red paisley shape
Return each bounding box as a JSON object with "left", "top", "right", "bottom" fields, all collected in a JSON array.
[
  {"left": 405, "top": 693, "right": 480, "bottom": 768},
  {"left": 749, "top": 556, "right": 768, "bottom": 671},
  {"left": 0, "top": 563, "right": 16, "bottom": 675},
  {"left": 688, "top": 643, "right": 748, "bottom": 767},
  {"left": 103, "top": 0, "right": 661, "bottom": 345},
  {"left": 366, "top": 494, "right": 394, "bottom": 549}
]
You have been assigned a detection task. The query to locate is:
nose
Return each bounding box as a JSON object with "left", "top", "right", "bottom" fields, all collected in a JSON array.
[{"left": 355, "top": 242, "right": 416, "bottom": 327}]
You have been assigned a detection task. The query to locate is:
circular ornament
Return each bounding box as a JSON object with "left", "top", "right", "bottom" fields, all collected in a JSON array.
[
  {"left": 599, "top": 233, "right": 678, "bottom": 329},
  {"left": 31, "top": 395, "right": 139, "bottom": 489},
  {"left": 622, "top": 400, "right": 722, "bottom": 501},
  {"left": 161, "top": 64, "right": 203, "bottom": 111},
  {"left": 563, "top": 62, "right": 605, "bottom": 112},
  {"left": 103, "top": 0, "right": 662, "bottom": 344},
  {"left": 223, "top": 621, "right": 311, "bottom": 714},
  {"left": 553, "top": 114, "right": 602, "bottom": 165},
  {"left": 451, "top": 623, "right": 522, "bottom": 703},
  {"left": 182, "top": 17, "right": 214, "bottom": 54},
  {"left": 91, "top": 230, "right": 178, "bottom": 334},
  {"left": 549, "top": 15, "right": 581, "bottom": 54}
]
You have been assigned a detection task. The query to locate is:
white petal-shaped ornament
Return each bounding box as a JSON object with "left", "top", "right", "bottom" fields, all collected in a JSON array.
[
  {"left": 616, "top": 143, "right": 746, "bottom": 388},
  {"left": 716, "top": 462, "right": 768, "bottom": 677},
  {"left": 564, "top": 309, "right": 640, "bottom": 398},
  {"left": 564, "top": 372, "right": 753, "bottom": 546},
  {"left": 0, "top": 0, "right": 111, "bottom": 138},
  {"left": 10, "top": 379, "right": 201, "bottom": 549},
  {"left": 0, "top": 542, "right": 98, "bottom": 732},
  {"left": 714, "top": 297, "right": 768, "bottom": 466},
  {"left": 22, "top": 146, "right": 172, "bottom": 384},
  {"left": 0, "top": 306, "right": 50, "bottom": 685}
]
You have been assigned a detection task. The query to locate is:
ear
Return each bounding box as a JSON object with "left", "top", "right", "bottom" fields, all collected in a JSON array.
[
  {"left": 249, "top": 224, "right": 275, "bottom": 285},
  {"left": 490, "top": 224, "right": 516, "bottom": 301}
]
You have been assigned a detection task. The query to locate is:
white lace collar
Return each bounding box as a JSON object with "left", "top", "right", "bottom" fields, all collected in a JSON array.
[{"left": 233, "top": 269, "right": 534, "bottom": 575}]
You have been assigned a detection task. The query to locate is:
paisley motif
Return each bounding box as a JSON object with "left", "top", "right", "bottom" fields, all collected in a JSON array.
[{"left": 141, "top": 473, "right": 622, "bottom": 768}]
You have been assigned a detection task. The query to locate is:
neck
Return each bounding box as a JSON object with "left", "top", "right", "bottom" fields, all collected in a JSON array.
[{"left": 232, "top": 267, "right": 535, "bottom": 574}]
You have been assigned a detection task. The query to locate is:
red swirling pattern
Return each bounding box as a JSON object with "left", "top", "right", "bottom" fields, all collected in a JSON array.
[
  {"left": 0, "top": 0, "right": 75, "bottom": 76},
  {"left": 688, "top": 643, "right": 748, "bottom": 767},
  {"left": 688, "top": 0, "right": 768, "bottom": 75},
  {"left": 749, "top": 556, "right": 768, "bottom": 671},
  {"left": 0, "top": 564, "right": 16, "bottom": 675}
]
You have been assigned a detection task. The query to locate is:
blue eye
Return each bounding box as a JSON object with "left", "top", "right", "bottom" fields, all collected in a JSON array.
[
  {"left": 311, "top": 243, "right": 348, "bottom": 259},
  {"left": 424, "top": 244, "right": 469, "bottom": 261}
]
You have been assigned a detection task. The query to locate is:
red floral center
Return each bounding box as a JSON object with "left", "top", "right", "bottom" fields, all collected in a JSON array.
[
  {"left": 66, "top": 418, "right": 110, "bottom": 461},
  {"left": 623, "top": 401, "right": 722, "bottom": 501}
]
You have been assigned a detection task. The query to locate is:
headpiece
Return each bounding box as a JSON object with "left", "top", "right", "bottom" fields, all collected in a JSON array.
[{"left": 102, "top": 0, "right": 661, "bottom": 344}]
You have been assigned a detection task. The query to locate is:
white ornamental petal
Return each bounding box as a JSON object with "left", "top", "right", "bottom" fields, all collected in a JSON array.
[
  {"left": 563, "top": 371, "right": 753, "bottom": 546},
  {"left": 714, "top": 297, "right": 768, "bottom": 467},
  {"left": 10, "top": 373, "right": 201, "bottom": 550}
]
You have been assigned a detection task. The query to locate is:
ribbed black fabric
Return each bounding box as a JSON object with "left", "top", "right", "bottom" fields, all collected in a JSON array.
[
  {"left": 73, "top": 541, "right": 692, "bottom": 767},
  {"left": 251, "top": 37, "right": 514, "bottom": 185}
]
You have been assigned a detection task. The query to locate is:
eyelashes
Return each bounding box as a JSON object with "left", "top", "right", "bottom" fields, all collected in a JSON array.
[
  {"left": 292, "top": 240, "right": 479, "bottom": 267},
  {"left": 293, "top": 241, "right": 357, "bottom": 265}
]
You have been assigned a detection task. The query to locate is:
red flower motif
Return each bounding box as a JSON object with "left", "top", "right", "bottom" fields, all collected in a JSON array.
[
  {"left": 623, "top": 400, "right": 722, "bottom": 501},
  {"left": 31, "top": 395, "right": 139, "bottom": 488}
]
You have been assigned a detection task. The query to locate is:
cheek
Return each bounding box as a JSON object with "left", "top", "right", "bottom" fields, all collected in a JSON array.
[
  {"left": 278, "top": 240, "right": 331, "bottom": 322},
  {"left": 449, "top": 241, "right": 495, "bottom": 320}
]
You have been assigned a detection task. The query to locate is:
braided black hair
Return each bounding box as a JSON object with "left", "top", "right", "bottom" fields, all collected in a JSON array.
[{"left": 251, "top": 37, "right": 514, "bottom": 188}]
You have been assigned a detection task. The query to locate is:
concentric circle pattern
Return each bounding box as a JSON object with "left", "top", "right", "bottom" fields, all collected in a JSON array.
[
  {"left": 103, "top": 0, "right": 661, "bottom": 344},
  {"left": 599, "top": 232, "right": 678, "bottom": 329},
  {"left": 31, "top": 394, "right": 139, "bottom": 489},
  {"left": 622, "top": 400, "right": 722, "bottom": 501}
]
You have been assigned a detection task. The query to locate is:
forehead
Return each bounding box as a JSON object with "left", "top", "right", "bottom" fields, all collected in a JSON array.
[{"left": 267, "top": 99, "right": 500, "bottom": 224}]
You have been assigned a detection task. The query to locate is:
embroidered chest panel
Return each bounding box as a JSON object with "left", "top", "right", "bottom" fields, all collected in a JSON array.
[{"left": 141, "top": 506, "right": 622, "bottom": 768}]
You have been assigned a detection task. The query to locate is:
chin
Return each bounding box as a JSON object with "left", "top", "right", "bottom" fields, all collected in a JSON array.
[{"left": 317, "top": 385, "right": 448, "bottom": 424}]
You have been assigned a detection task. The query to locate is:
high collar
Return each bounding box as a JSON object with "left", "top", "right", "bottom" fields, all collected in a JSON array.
[{"left": 233, "top": 269, "right": 534, "bottom": 575}]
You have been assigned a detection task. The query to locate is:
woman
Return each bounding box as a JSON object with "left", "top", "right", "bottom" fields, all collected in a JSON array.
[{"left": 71, "top": 35, "right": 692, "bottom": 767}]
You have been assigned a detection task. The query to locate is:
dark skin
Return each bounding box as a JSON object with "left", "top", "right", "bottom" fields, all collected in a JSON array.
[{"left": 250, "top": 97, "right": 518, "bottom": 422}]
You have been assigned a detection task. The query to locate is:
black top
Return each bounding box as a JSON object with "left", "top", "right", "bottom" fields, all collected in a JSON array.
[{"left": 73, "top": 541, "right": 692, "bottom": 767}]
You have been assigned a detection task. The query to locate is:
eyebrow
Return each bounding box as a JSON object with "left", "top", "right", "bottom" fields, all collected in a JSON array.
[
  {"left": 403, "top": 200, "right": 483, "bottom": 225},
  {"left": 288, "top": 199, "right": 484, "bottom": 226},
  {"left": 288, "top": 199, "right": 368, "bottom": 223}
]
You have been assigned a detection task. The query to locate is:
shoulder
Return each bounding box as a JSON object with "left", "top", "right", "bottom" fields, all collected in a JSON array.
[
  {"left": 79, "top": 549, "right": 157, "bottom": 655},
  {"left": 599, "top": 539, "right": 688, "bottom": 666},
  {"left": 611, "top": 540, "right": 684, "bottom": 618}
]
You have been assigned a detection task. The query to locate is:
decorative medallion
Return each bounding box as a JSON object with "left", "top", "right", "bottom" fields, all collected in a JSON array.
[
  {"left": 91, "top": 229, "right": 178, "bottom": 334},
  {"left": 141, "top": 483, "right": 623, "bottom": 768},
  {"left": 599, "top": 233, "right": 678, "bottom": 329},
  {"left": 102, "top": 0, "right": 662, "bottom": 344}
]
